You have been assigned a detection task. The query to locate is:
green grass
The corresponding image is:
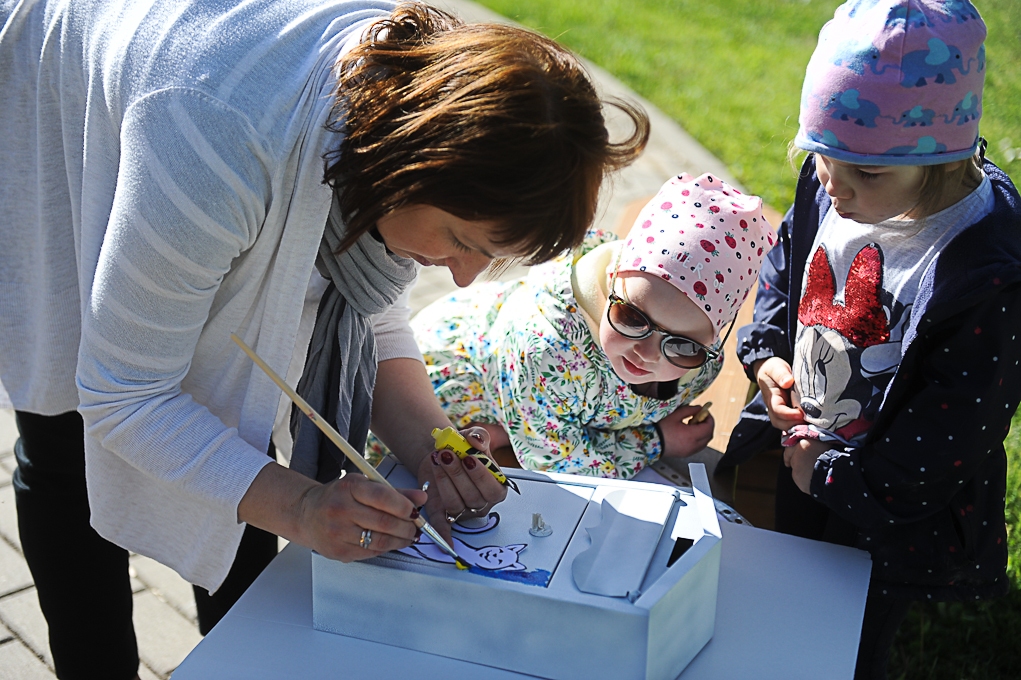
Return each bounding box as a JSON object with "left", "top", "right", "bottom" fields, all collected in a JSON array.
[
  {"left": 475, "top": 0, "right": 1021, "bottom": 213},
  {"left": 473, "top": 1, "right": 1021, "bottom": 677}
]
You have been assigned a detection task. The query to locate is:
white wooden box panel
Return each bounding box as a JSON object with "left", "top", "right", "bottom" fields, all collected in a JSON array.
[{"left": 312, "top": 462, "right": 721, "bottom": 680}]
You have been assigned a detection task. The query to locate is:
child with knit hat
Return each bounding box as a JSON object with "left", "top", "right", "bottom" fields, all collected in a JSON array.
[
  {"left": 724, "top": 1, "right": 1021, "bottom": 677},
  {"left": 400, "top": 172, "right": 773, "bottom": 479}
]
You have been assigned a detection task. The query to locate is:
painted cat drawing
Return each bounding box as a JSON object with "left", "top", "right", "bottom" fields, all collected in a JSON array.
[{"left": 399, "top": 536, "right": 528, "bottom": 571}]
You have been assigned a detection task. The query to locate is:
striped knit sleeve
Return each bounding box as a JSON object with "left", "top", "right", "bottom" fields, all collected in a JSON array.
[{"left": 77, "top": 88, "right": 275, "bottom": 515}]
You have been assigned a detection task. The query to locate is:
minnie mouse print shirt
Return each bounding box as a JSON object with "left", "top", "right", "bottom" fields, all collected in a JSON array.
[{"left": 791, "top": 175, "right": 993, "bottom": 445}]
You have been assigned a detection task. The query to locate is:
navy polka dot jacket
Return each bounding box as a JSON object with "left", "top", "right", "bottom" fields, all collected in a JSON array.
[{"left": 725, "top": 157, "right": 1021, "bottom": 601}]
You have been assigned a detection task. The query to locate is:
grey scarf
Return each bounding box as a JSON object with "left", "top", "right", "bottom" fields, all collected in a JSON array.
[{"left": 290, "top": 196, "right": 417, "bottom": 482}]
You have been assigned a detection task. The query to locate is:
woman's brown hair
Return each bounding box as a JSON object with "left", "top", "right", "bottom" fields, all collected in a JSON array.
[{"left": 323, "top": 3, "right": 649, "bottom": 263}]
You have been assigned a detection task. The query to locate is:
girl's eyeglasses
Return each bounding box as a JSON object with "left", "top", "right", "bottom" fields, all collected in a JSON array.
[{"left": 606, "top": 284, "right": 732, "bottom": 369}]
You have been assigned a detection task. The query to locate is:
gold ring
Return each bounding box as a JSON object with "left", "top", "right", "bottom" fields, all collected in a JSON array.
[{"left": 359, "top": 529, "right": 373, "bottom": 550}]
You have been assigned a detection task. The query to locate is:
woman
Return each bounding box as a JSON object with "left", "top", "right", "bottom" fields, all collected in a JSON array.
[{"left": 0, "top": 1, "right": 647, "bottom": 677}]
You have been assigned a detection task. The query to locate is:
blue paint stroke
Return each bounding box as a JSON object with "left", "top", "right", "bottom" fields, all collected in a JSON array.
[{"left": 468, "top": 566, "right": 552, "bottom": 588}]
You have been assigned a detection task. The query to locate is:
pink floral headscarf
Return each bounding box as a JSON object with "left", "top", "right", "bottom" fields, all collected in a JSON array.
[{"left": 615, "top": 172, "right": 775, "bottom": 340}]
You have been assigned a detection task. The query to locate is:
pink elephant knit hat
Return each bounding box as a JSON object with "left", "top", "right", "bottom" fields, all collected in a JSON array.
[
  {"left": 796, "top": 0, "right": 986, "bottom": 165},
  {"left": 615, "top": 173, "right": 775, "bottom": 340}
]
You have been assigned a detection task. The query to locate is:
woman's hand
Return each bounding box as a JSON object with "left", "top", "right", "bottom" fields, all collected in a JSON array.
[
  {"left": 370, "top": 360, "right": 508, "bottom": 543},
  {"left": 784, "top": 438, "right": 831, "bottom": 494},
  {"left": 658, "top": 404, "right": 715, "bottom": 458},
  {"left": 238, "top": 462, "right": 426, "bottom": 562},
  {"left": 753, "top": 357, "right": 806, "bottom": 431},
  {"left": 296, "top": 473, "right": 427, "bottom": 562},
  {"left": 417, "top": 426, "right": 509, "bottom": 544}
]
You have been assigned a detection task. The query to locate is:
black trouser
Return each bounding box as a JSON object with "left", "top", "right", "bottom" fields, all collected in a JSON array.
[
  {"left": 192, "top": 524, "right": 278, "bottom": 636},
  {"left": 775, "top": 465, "right": 911, "bottom": 680},
  {"left": 12, "top": 410, "right": 277, "bottom": 679}
]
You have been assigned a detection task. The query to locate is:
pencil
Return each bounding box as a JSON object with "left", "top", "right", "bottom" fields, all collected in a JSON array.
[
  {"left": 230, "top": 333, "right": 468, "bottom": 569},
  {"left": 688, "top": 402, "right": 713, "bottom": 425}
]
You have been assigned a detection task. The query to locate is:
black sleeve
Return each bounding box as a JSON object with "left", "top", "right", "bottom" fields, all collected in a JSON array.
[{"left": 736, "top": 201, "right": 796, "bottom": 380}]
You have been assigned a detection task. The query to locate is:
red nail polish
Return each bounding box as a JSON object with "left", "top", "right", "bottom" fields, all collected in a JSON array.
[
  {"left": 463, "top": 455, "right": 477, "bottom": 470},
  {"left": 431, "top": 451, "right": 440, "bottom": 465},
  {"left": 410, "top": 508, "right": 420, "bottom": 520},
  {"left": 440, "top": 450, "right": 454, "bottom": 465}
]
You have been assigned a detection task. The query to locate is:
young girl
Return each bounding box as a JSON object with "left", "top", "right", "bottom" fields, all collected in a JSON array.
[
  {"left": 723, "top": 1, "right": 1021, "bottom": 677},
  {"left": 401, "top": 172, "right": 774, "bottom": 479}
]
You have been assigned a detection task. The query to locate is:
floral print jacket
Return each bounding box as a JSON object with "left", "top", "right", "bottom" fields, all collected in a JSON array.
[{"left": 412, "top": 231, "right": 722, "bottom": 479}]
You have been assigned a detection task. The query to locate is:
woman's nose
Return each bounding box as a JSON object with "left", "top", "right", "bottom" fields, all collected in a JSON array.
[{"left": 448, "top": 253, "right": 493, "bottom": 287}]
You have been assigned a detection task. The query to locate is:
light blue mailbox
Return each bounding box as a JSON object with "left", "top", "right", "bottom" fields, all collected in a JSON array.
[{"left": 312, "top": 461, "right": 722, "bottom": 680}]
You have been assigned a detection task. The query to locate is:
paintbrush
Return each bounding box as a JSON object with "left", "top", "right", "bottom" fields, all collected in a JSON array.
[{"left": 230, "top": 333, "right": 468, "bottom": 570}]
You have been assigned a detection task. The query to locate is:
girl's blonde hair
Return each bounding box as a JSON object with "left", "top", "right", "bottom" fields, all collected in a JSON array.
[
  {"left": 324, "top": 3, "right": 649, "bottom": 263},
  {"left": 915, "top": 154, "right": 984, "bottom": 217}
]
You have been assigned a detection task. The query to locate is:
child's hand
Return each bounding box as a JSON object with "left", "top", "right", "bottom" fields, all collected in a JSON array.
[
  {"left": 753, "top": 357, "right": 806, "bottom": 431},
  {"left": 658, "top": 404, "right": 715, "bottom": 458},
  {"left": 784, "top": 438, "right": 831, "bottom": 494}
]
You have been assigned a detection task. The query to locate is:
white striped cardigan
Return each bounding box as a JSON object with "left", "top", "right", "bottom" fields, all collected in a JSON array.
[{"left": 0, "top": 0, "right": 422, "bottom": 591}]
